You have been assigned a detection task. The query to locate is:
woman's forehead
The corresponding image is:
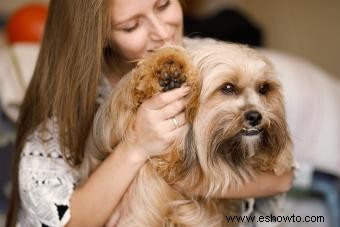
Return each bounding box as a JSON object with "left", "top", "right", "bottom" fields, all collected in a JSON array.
[{"left": 111, "top": 0, "right": 158, "bottom": 23}]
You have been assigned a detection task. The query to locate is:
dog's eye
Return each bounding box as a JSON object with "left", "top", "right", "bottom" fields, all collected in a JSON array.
[
  {"left": 221, "top": 83, "right": 236, "bottom": 95},
  {"left": 259, "top": 83, "right": 270, "bottom": 95}
]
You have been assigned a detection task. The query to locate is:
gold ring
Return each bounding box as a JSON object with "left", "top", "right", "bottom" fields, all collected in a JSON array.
[{"left": 171, "top": 117, "right": 179, "bottom": 129}]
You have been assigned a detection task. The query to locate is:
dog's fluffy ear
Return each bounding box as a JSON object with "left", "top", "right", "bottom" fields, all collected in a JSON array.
[
  {"left": 273, "top": 138, "right": 294, "bottom": 175},
  {"left": 185, "top": 72, "right": 201, "bottom": 124},
  {"left": 155, "top": 122, "right": 205, "bottom": 189}
]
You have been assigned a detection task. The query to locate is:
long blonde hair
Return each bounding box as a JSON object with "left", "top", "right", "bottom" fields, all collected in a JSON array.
[{"left": 6, "top": 0, "right": 112, "bottom": 225}]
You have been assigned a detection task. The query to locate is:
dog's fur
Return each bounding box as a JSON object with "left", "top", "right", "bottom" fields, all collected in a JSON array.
[{"left": 81, "top": 38, "right": 293, "bottom": 227}]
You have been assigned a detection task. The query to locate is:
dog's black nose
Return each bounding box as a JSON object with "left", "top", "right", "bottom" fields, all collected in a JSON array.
[{"left": 245, "top": 111, "right": 262, "bottom": 126}]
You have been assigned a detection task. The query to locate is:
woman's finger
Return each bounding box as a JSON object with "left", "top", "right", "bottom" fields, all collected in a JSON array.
[
  {"left": 162, "top": 112, "right": 187, "bottom": 131},
  {"left": 159, "top": 98, "right": 186, "bottom": 120},
  {"left": 167, "top": 123, "right": 189, "bottom": 141},
  {"left": 145, "top": 86, "right": 190, "bottom": 110}
]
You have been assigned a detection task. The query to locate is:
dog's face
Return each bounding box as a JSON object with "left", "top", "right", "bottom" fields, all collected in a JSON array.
[{"left": 183, "top": 40, "right": 291, "bottom": 183}]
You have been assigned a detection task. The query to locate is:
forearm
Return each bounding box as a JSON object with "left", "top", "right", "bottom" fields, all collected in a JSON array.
[
  {"left": 66, "top": 142, "right": 146, "bottom": 227},
  {"left": 220, "top": 170, "right": 294, "bottom": 199}
]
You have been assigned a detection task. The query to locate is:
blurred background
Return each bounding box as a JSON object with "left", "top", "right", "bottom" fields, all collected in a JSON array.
[{"left": 0, "top": 0, "right": 339, "bottom": 226}]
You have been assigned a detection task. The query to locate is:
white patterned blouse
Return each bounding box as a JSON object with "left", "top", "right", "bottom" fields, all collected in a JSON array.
[{"left": 16, "top": 77, "right": 112, "bottom": 227}]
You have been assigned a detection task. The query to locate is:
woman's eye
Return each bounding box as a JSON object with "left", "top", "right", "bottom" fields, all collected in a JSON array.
[
  {"left": 259, "top": 83, "right": 270, "bottom": 95},
  {"left": 158, "top": 0, "right": 171, "bottom": 10},
  {"left": 221, "top": 83, "right": 236, "bottom": 95},
  {"left": 122, "top": 22, "right": 139, "bottom": 32}
]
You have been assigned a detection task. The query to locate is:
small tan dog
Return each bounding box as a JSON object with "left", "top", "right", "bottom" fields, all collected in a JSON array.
[{"left": 83, "top": 39, "right": 293, "bottom": 227}]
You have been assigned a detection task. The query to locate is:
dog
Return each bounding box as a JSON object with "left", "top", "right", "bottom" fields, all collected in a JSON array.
[{"left": 82, "top": 38, "right": 293, "bottom": 226}]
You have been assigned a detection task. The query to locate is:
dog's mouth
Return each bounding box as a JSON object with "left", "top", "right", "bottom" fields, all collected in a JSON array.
[{"left": 241, "top": 128, "right": 263, "bottom": 136}]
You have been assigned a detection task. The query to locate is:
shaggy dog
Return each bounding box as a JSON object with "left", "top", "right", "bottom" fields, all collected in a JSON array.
[{"left": 82, "top": 39, "right": 293, "bottom": 227}]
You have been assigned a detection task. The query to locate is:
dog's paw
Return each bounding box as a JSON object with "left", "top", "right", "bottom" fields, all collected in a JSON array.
[
  {"left": 131, "top": 46, "right": 197, "bottom": 107},
  {"left": 155, "top": 59, "right": 187, "bottom": 91}
]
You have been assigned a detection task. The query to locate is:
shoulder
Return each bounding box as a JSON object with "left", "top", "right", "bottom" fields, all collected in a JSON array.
[
  {"left": 19, "top": 118, "right": 80, "bottom": 180},
  {"left": 21, "top": 118, "right": 66, "bottom": 163}
]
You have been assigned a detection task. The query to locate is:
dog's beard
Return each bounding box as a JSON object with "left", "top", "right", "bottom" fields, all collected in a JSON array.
[{"left": 201, "top": 109, "right": 289, "bottom": 181}]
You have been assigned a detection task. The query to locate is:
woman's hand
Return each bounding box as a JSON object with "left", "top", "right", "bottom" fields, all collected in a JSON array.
[{"left": 126, "top": 85, "right": 190, "bottom": 160}]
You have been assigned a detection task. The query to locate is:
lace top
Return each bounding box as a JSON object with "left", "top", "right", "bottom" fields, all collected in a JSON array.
[
  {"left": 16, "top": 77, "right": 112, "bottom": 227},
  {"left": 18, "top": 118, "right": 79, "bottom": 227}
]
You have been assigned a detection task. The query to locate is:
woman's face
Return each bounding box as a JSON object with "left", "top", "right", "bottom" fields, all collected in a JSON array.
[{"left": 111, "top": 0, "right": 183, "bottom": 61}]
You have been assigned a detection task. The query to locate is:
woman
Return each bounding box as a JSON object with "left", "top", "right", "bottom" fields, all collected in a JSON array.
[{"left": 6, "top": 0, "right": 293, "bottom": 226}]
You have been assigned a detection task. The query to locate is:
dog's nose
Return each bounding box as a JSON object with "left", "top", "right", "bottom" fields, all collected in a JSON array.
[{"left": 244, "top": 111, "right": 262, "bottom": 126}]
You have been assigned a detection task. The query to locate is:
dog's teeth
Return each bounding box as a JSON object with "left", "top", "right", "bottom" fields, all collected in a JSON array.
[{"left": 242, "top": 128, "right": 262, "bottom": 136}]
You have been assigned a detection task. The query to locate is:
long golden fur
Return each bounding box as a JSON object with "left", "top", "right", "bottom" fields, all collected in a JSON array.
[{"left": 82, "top": 39, "right": 293, "bottom": 226}]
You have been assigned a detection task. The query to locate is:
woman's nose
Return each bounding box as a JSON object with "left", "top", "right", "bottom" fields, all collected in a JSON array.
[{"left": 149, "top": 16, "right": 170, "bottom": 42}]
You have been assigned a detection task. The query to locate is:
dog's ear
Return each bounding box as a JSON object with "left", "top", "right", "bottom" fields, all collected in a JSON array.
[
  {"left": 183, "top": 125, "right": 199, "bottom": 167},
  {"left": 185, "top": 71, "right": 201, "bottom": 124},
  {"left": 175, "top": 124, "right": 203, "bottom": 188},
  {"left": 273, "top": 136, "right": 294, "bottom": 175}
]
